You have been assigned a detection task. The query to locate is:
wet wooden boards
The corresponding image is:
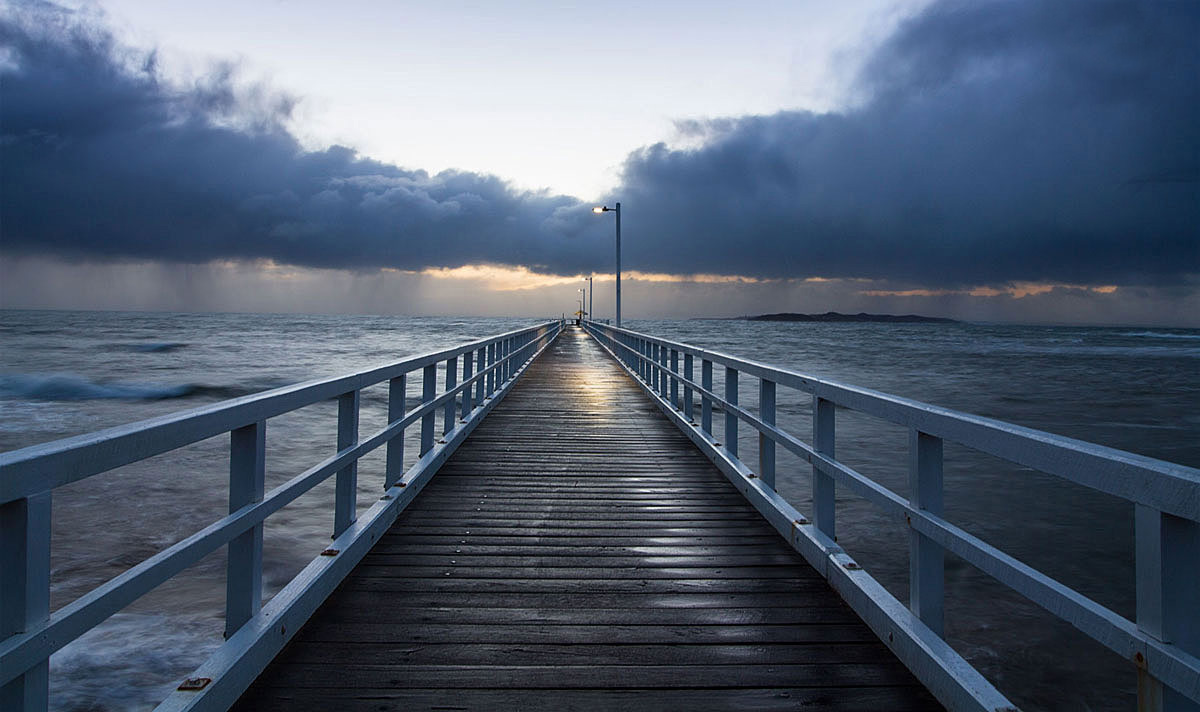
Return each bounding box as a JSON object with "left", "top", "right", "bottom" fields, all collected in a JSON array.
[{"left": 233, "top": 327, "right": 942, "bottom": 711}]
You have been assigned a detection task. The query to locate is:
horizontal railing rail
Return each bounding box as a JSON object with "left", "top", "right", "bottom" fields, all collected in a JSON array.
[
  {"left": 0, "top": 320, "right": 563, "bottom": 711},
  {"left": 584, "top": 320, "right": 1200, "bottom": 712}
]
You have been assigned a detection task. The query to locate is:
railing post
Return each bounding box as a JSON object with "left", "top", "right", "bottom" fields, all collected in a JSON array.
[
  {"left": 334, "top": 390, "right": 360, "bottom": 538},
  {"left": 660, "top": 346, "right": 669, "bottom": 400},
  {"left": 651, "top": 343, "right": 659, "bottom": 392},
  {"left": 225, "top": 420, "right": 266, "bottom": 638},
  {"left": 461, "top": 351, "right": 474, "bottom": 419},
  {"left": 683, "top": 353, "right": 694, "bottom": 422},
  {"left": 443, "top": 356, "right": 458, "bottom": 436},
  {"left": 475, "top": 346, "right": 487, "bottom": 404},
  {"left": 499, "top": 339, "right": 507, "bottom": 383},
  {"left": 759, "top": 379, "right": 776, "bottom": 488},
  {"left": 504, "top": 338, "right": 512, "bottom": 382},
  {"left": 1136, "top": 505, "right": 1200, "bottom": 711},
  {"left": 908, "top": 430, "right": 945, "bottom": 636},
  {"left": 486, "top": 343, "right": 496, "bottom": 396},
  {"left": 659, "top": 344, "right": 666, "bottom": 392},
  {"left": 812, "top": 396, "right": 836, "bottom": 539},
  {"left": 671, "top": 349, "right": 680, "bottom": 407},
  {"left": 421, "top": 365, "right": 437, "bottom": 455},
  {"left": 701, "top": 360, "right": 713, "bottom": 435},
  {"left": 724, "top": 366, "right": 738, "bottom": 455},
  {"left": 0, "top": 492, "right": 51, "bottom": 711},
  {"left": 385, "top": 374, "right": 406, "bottom": 488},
  {"left": 640, "top": 339, "right": 648, "bottom": 381}
]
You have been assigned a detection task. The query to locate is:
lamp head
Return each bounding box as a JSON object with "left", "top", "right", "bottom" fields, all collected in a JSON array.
[{"left": 592, "top": 206, "right": 610, "bottom": 213}]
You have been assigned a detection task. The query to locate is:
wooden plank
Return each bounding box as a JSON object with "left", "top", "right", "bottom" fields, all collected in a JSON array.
[
  {"left": 273, "top": 641, "right": 890, "bottom": 665},
  {"left": 234, "top": 327, "right": 942, "bottom": 712},
  {"left": 238, "top": 687, "right": 938, "bottom": 712},
  {"left": 292, "top": 623, "right": 884, "bottom": 645},
  {"left": 365, "top": 543, "right": 799, "bottom": 556},
  {"left": 275, "top": 591, "right": 837, "bottom": 609},
  {"left": 372, "top": 534, "right": 787, "bottom": 546},
  {"left": 380, "top": 525, "right": 780, "bottom": 538},
  {"left": 359, "top": 554, "right": 806, "bottom": 567},
  {"left": 339, "top": 577, "right": 840, "bottom": 595},
  {"left": 414, "top": 494, "right": 756, "bottom": 504},
  {"left": 248, "top": 662, "right": 922, "bottom": 688},
  {"left": 347, "top": 566, "right": 814, "bottom": 579},
  {"left": 314, "top": 605, "right": 859, "bottom": 625},
  {"left": 388, "top": 516, "right": 772, "bottom": 528}
]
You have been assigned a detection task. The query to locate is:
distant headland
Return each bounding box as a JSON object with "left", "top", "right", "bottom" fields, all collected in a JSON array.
[{"left": 745, "top": 312, "right": 959, "bottom": 324}]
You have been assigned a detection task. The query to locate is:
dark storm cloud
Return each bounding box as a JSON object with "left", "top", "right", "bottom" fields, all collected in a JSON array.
[
  {"left": 1, "top": 0, "right": 1198, "bottom": 287},
  {"left": 0, "top": 3, "right": 608, "bottom": 274},
  {"left": 619, "top": 0, "right": 1200, "bottom": 286}
]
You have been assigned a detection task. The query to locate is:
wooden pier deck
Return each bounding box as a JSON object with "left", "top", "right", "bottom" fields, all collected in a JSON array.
[{"left": 233, "top": 327, "right": 942, "bottom": 711}]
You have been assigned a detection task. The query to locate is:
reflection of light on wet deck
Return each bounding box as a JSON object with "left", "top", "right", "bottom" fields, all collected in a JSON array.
[{"left": 562, "top": 327, "right": 618, "bottom": 408}]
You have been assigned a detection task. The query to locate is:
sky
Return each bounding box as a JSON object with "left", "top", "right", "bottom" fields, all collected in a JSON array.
[{"left": 1, "top": 0, "right": 1198, "bottom": 324}]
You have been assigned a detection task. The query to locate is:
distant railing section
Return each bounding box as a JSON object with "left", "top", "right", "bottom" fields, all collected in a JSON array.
[
  {"left": 0, "top": 320, "right": 563, "bottom": 711},
  {"left": 584, "top": 320, "right": 1200, "bottom": 712}
]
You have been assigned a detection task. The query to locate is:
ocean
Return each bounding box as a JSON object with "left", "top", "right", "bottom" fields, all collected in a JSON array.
[{"left": 2, "top": 309, "right": 1197, "bottom": 711}]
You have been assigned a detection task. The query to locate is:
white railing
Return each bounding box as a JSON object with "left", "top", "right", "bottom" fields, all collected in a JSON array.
[
  {"left": 584, "top": 321, "right": 1200, "bottom": 712},
  {"left": 0, "top": 320, "right": 563, "bottom": 711}
]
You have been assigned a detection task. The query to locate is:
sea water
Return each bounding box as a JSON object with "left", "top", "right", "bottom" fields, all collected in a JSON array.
[{"left": 1, "top": 310, "right": 1197, "bottom": 711}]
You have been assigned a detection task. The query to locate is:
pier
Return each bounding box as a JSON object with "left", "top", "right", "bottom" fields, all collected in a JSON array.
[
  {"left": 233, "top": 328, "right": 939, "bottom": 710},
  {"left": 2, "top": 322, "right": 1198, "bottom": 711}
]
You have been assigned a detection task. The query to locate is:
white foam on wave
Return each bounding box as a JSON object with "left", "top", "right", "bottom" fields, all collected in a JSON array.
[
  {"left": 1119, "top": 331, "right": 1200, "bottom": 340},
  {"left": 0, "top": 373, "right": 196, "bottom": 401},
  {"left": 50, "top": 611, "right": 221, "bottom": 711}
]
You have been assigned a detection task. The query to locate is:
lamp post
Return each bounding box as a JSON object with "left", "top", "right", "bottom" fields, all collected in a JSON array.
[
  {"left": 584, "top": 275, "right": 593, "bottom": 322},
  {"left": 592, "top": 202, "right": 621, "bottom": 326},
  {"left": 578, "top": 288, "right": 587, "bottom": 321}
]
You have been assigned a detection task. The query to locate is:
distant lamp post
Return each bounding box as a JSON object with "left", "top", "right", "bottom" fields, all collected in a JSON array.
[
  {"left": 584, "top": 276, "right": 593, "bottom": 322},
  {"left": 578, "top": 288, "right": 587, "bottom": 320},
  {"left": 592, "top": 202, "right": 621, "bottom": 326}
]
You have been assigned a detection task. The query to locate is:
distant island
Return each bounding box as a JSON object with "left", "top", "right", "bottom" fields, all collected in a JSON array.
[{"left": 745, "top": 312, "right": 958, "bottom": 323}]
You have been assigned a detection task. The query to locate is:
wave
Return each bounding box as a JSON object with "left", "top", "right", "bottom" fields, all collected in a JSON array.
[
  {"left": 0, "top": 373, "right": 307, "bottom": 402},
  {"left": 956, "top": 341, "right": 1200, "bottom": 358},
  {"left": 1118, "top": 331, "right": 1200, "bottom": 340},
  {"left": 0, "top": 373, "right": 198, "bottom": 401},
  {"left": 129, "top": 342, "right": 188, "bottom": 353}
]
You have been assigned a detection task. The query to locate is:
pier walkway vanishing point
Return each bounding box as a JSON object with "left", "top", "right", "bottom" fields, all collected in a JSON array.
[
  {"left": 2, "top": 321, "right": 1198, "bottom": 711},
  {"left": 232, "top": 327, "right": 941, "bottom": 711}
]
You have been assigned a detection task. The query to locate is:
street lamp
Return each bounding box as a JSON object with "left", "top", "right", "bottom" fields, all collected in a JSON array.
[
  {"left": 592, "top": 202, "right": 621, "bottom": 326},
  {"left": 583, "top": 276, "right": 593, "bottom": 322},
  {"left": 578, "top": 288, "right": 587, "bottom": 321}
]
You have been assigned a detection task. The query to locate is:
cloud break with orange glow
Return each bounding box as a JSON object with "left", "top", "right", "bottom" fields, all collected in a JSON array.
[
  {"left": 416, "top": 264, "right": 774, "bottom": 290},
  {"left": 863, "top": 283, "right": 1121, "bottom": 299}
]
